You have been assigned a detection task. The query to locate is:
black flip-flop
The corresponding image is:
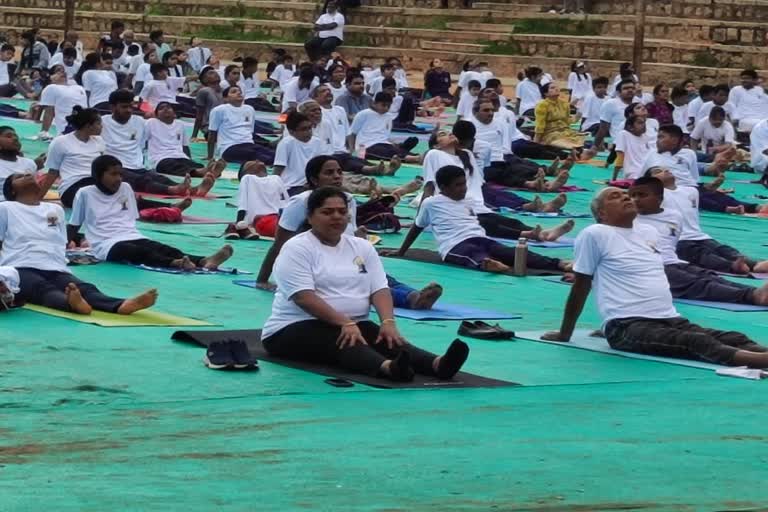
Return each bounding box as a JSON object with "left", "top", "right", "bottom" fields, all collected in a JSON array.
[{"left": 457, "top": 320, "right": 509, "bottom": 340}]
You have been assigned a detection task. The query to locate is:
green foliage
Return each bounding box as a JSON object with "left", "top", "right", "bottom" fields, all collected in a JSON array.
[
  {"left": 145, "top": 3, "right": 173, "bottom": 15},
  {"left": 691, "top": 50, "right": 719, "bottom": 68},
  {"left": 187, "top": 24, "right": 305, "bottom": 44},
  {"left": 482, "top": 40, "right": 524, "bottom": 55},
  {"left": 513, "top": 18, "right": 601, "bottom": 36}
]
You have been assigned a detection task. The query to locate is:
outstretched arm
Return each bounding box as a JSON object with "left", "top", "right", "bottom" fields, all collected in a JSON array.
[
  {"left": 541, "top": 272, "right": 592, "bottom": 342},
  {"left": 395, "top": 224, "right": 424, "bottom": 256}
]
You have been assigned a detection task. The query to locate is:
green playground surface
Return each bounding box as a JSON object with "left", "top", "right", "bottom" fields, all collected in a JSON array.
[{"left": 2, "top": 111, "right": 768, "bottom": 511}]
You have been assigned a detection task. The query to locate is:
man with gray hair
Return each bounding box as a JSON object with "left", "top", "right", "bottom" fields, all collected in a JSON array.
[{"left": 543, "top": 187, "right": 768, "bottom": 368}]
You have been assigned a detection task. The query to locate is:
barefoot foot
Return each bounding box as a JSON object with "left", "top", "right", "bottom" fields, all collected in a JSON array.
[
  {"left": 481, "top": 258, "right": 510, "bottom": 273},
  {"left": 200, "top": 244, "right": 234, "bottom": 270},
  {"left": 540, "top": 219, "right": 575, "bottom": 241},
  {"left": 408, "top": 282, "right": 443, "bottom": 309},
  {"left": 172, "top": 197, "right": 193, "bottom": 211},
  {"left": 191, "top": 172, "right": 215, "bottom": 197},
  {"left": 542, "top": 192, "right": 568, "bottom": 213},
  {"left": 65, "top": 283, "right": 93, "bottom": 315},
  {"left": 117, "top": 289, "right": 158, "bottom": 315}
]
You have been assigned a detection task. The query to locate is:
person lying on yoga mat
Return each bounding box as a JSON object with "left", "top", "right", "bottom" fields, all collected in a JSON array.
[
  {"left": 422, "top": 125, "right": 574, "bottom": 242},
  {"left": 392, "top": 165, "right": 571, "bottom": 274},
  {"left": 347, "top": 92, "right": 420, "bottom": 164},
  {"left": 261, "top": 186, "right": 469, "bottom": 382},
  {"left": 631, "top": 176, "right": 768, "bottom": 305},
  {"left": 67, "top": 155, "right": 234, "bottom": 271},
  {"left": 471, "top": 99, "right": 571, "bottom": 193},
  {"left": 305, "top": 90, "right": 401, "bottom": 176},
  {"left": 0, "top": 127, "right": 43, "bottom": 201},
  {"left": 0, "top": 173, "right": 157, "bottom": 315},
  {"left": 38, "top": 106, "right": 105, "bottom": 208},
  {"left": 542, "top": 187, "right": 768, "bottom": 367},
  {"left": 208, "top": 86, "right": 275, "bottom": 165},
  {"left": 256, "top": 155, "right": 443, "bottom": 309},
  {"left": 646, "top": 167, "right": 768, "bottom": 274}
]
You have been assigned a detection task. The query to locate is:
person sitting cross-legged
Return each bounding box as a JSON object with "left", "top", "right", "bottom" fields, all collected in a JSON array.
[
  {"left": 391, "top": 165, "right": 571, "bottom": 274},
  {"left": 261, "top": 186, "right": 470, "bottom": 383},
  {"left": 630, "top": 176, "right": 768, "bottom": 305},
  {"left": 542, "top": 187, "right": 768, "bottom": 368}
]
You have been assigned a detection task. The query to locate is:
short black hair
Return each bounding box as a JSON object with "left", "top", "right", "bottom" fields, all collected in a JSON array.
[
  {"left": 2, "top": 173, "right": 23, "bottom": 201},
  {"left": 242, "top": 56, "right": 258, "bottom": 68},
  {"left": 713, "top": 83, "right": 730, "bottom": 95},
  {"left": 616, "top": 78, "right": 635, "bottom": 92},
  {"left": 381, "top": 77, "right": 396, "bottom": 89},
  {"left": 670, "top": 85, "right": 688, "bottom": 100},
  {"left": 373, "top": 92, "right": 393, "bottom": 104},
  {"left": 149, "top": 30, "right": 164, "bottom": 41},
  {"left": 149, "top": 63, "right": 167, "bottom": 76},
  {"left": 111, "top": 20, "right": 125, "bottom": 30},
  {"left": 91, "top": 154, "right": 123, "bottom": 181},
  {"left": 0, "top": 44, "right": 14, "bottom": 53},
  {"left": 224, "top": 64, "right": 240, "bottom": 77},
  {"left": 307, "top": 186, "right": 348, "bottom": 215},
  {"left": 699, "top": 84, "right": 715, "bottom": 97},
  {"left": 709, "top": 105, "right": 726, "bottom": 119},
  {"left": 486, "top": 78, "right": 501, "bottom": 89},
  {"left": 435, "top": 165, "right": 465, "bottom": 189},
  {"left": 62, "top": 47, "right": 77, "bottom": 59},
  {"left": 305, "top": 155, "right": 340, "bottom": 189},
  {"left": 593, "top": 76, "right": 609, "bottom": 87},
  {"left": 286, "top": 111, "right": 310, "bottom": 131},
  {"left": 452, "top": 120, "right": 476, "bottom": 141},
  {"left": 467, "top": 79, "right": 481, "bottom": 90},
  {"left": 222, "top": 86, "right": 241, "bottom": 98},
  {"left": 658, "top": 124, "right": 684, "bottom": 139},
  {"left": 631, "top": 176, "right": 665, "bottom": 198},
  {"left": 108, "top": 88, "right": 134, "bottom": 105},
  {"left": 741, "top": 69, "right": 758, "bottom": 79},
  {"left": 66, "top": 106, "right": 101, "bottom": 130}
]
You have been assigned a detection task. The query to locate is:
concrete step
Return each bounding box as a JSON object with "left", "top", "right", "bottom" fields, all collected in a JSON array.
[
  {"left": 472, "top": 2, "right": 546, "bottom": 11},
  {"left": 419, "top": 40, "right": 488, "bottom": 52},
  {"left": 446, "top": 22, "right": 515, "bottom": 33}
]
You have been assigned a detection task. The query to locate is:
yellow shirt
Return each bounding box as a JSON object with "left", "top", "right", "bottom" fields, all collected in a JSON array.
[{"left": 534, "top": 98, "right": 571, "bottom": 136}]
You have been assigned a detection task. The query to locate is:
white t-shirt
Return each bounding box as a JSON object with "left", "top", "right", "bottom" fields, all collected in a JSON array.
[
  {"left": 600, "top": 97, "right": 632, "bottom": 141},
  {"left": 641, "top": 149, "right": 699, "bottom": 188},
  {"left": 728, "top": 85, "right": 768, "bottom": 123},
  {"left": 695, "top": 101, "right": 735, "bottom": 122},
  {"left": 415, "top": 194, "right": 487, "bottom": 259},
  {"left": 672, "top": 103, "right": 690, "bottom": 134},
  {"left": 0, "top": 201, "right": 69, "bottom": 273},
  {"left": 471, "top": 115, "right": 509, "bottom": 161},
  {"left": 145, "top": 118, "right": 189, "bottom": 165},
  {"left": 269, "top": 65, "right": 295, "bottom": 89},
  {"left": 187, "top": 46, "right": 212, "bottom": 73},
  {"left": 421, "top": 149, "right": 490, "bottom": 214},
  {"left": 273, "top": 135, "right": 324, "bottom": 188},
  {"left": 39, "top": 84, "right": 87, "bottom": 135},
  {"left": 687, "top": 96, "right": 703, "bottom": 122},
  {"left": 263, "top": 231, "right": 387, "bottom": 338},
  {"left": 134, "top": 63, "right": 152, "bottom": 85},
  {"left": 635, "top": 209, "right": 685, "bottom": 265},
  {"left": 238, "top": 74, "right": 261, "bottom": 100},
  {"left": 496, "top": 107, "right": 528, "bottom": 143},
  {"left": 567, "top": 72, "right": 592, "bottom": 102},
  {"left": 0, "top": 157, "right": 37, "bottom": 202},
  {"left": 0, "top": 60, "right": 13, "bottom": 86},
  {"left": 49, "top": 55, "right": 81, "bottom": 83},
  {"left": 690, "top": 118, "right": 735, "bottom": 148},
  {"left": 82, "top": 69, "right": 117, "bottom": 107},
  {"left": 456, "top": 92, "right": 477, "bottom": 119},
  {"left": 329, "top": 83, "right": 345, "bottom": 102},
  {"left": 318, "top": 106, "right": 350, "bottom": 154},
  {"left": 69, "top": 183, "right": 145, "bottom": 260},
  {"left": 472, "top": 139, "right": 493, "bottom": 170},
  {"left": 280, "top": 77, "right": 319, "bottom": 112},
  {"left": 46, "top": 133, "right": 105, "bottom": 197},
  {"left": 209, "top": 103, "right": 257, "bottom": 155},
  {"left": 279, "top": 190, "right": 357, "bottom": 235},
  {"left": 573, "top": 223, "right": 679, "bottom": 327},
  {"left": 101, "top": 115, "right": 147, "bottom": 170},
  {"left": 237, "top": 174, "right": 288, "bottom": 224},
  {"left": 316, "top": 12, "right": 345, "bottom": 40},
  {"left": 516, "top": 79, "right": 541, "bottom": 114},
  {"left": 615, "top": 129, "right": 656, "bottom": 179},
  {"left": 458, "top": 70, "right": 483, "bottom": 89},
  {"left": 750, "top": 120, "right": 768, "bottom": 171},
  {"left": 661, "top": 186, "right": 710, "bottom": 242},
  {"left": 610, "top": 74, "right": 638, "bottom": 98},
  {"left": 350, "top": 109, "right": 392, "bottom": 149},
  {"left": 139, "top": 77, "right": 185, "bottom": 108},
  {"left": 581, "top": 93, "right": 606, "bottom": 130}
]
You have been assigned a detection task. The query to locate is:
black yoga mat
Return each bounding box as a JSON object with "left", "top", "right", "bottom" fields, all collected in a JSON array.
[
  {"left": 379, "top": 248, "right": 564, "bottom": 277},
  {"left": 172, "top": 329, "right": 518, "bottom": 389}
]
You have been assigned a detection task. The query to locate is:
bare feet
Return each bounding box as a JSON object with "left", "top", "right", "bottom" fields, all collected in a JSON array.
[
  {"left": 545, "top": 171, "right": 570, "bottom": 192},
  {"left": 481, "top": 258, "right": 510, "bottom": 273},
  {"left": 540, "top": 219, "right": 575, "bottom": 241},
  {"left": 579, "top": 147, "right": 597, "bottom": 161},
  {"left": 172, "top": 197, "right": 193, "bottom": 212},
  {"left": 200, "top": 244, "right": 234, "bottom": 270},
  {"left": 559, "top": 155, "right": 575, "bottom": 172},
  {"left": 703, "top": 173, "right": 726, "bottom": 192},
  {"left": 542, "top": 193, "right": 568, "bottom": 213},
  {"left": 725, "top": 205, "right": 746, "bottom": 215},
  {"left": 522, "top": 195, "right": 544, "bottom": 212},
  {"left": 752, "top": 260, "right": 768, "bottom": 273},
  {"left": 167, "top": 175, "right": 192, "bottom": 196},
  {"left": 558, "top": 261, "right": 574, "bottom": 272},
  {"left": 393, "top": 177, "right": 423, "bottom": 196},
  {"left": 752, "top": 283, "right": 768, "bottom": 305},
  {"left": 117, "top": 289, "right": 159, "bottom": 315},
  {"left": 408, "top": 282, "right": 443, "bottom": 309},
  {"left": 207, "top": 159, "right": 227, "bottom": 178},
  {"left": 171, "top": 256, "right": 197, "bottom": 271},
  {"left": 731, "top": 257, "right": 751, "bottom": 275},
  {"left": 191, "top": 172, "right": 215, "bottom": 197},
  {"left": 547, "top": 158, "right": 560, "bottom": 176},
  {"left": 526, "top": 172, "right": 547, "bottom": 192},
  {"left": 65, "top": 283, "right": 92, "bottom": 315},
  {"left": 520, "top": 224, "right": 543, "bottom": 241},
  {"left": 387, "top": 155, "right": 402, "bottom": 175},
  {"left": 757, "top": 204, "right": 768, "bottom": 215}
]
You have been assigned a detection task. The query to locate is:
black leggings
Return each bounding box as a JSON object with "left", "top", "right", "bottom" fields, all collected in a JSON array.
[
  {"left": 17, "top": 268, "right": 124, "bottom": 313},
  {"left": 366, "top": 137, "right": 419, "bottom": 160},
  {"left": 262, "top": 319, "right": 439, "bottom": 377},
  {"left": 123, "top": 168, "right": 178, "bottom": 194},
  {"left": 61, "top": 177, "right": 95, "bottom": 208},
  {"left": 107, "top": 238, "right": 204, "bottom": 268},
  {"left": 676, "top": 239, "right": 753, "bottom": 273},
  {"left": 445, "top": 236, "right": 561, "bottom": 270},
  {"left": 156, "top": 158, "right": 205, "bottom": 177},
  {"left": 484, "top": 161, "right": 539, "bottom": 188},
  {"left": 477, "top": 213, "right": 533, "bottom": 240}
]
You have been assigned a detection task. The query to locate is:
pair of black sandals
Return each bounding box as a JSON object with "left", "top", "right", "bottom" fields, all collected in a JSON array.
[{"left": 457, "top": 321, "right": 514, "bottom": 341}]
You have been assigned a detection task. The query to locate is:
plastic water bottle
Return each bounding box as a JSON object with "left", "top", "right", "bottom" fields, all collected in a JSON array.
[
  {"left": 513, "top": 237, "right": 528, "bottom": 276},
  {"left": 357, "top": 144, "right": 366, "bottom": 159}
]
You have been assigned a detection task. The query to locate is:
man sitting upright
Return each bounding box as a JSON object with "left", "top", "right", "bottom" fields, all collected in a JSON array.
[{"left": 543, "top": 187, "right": 768, "bottom": 367}]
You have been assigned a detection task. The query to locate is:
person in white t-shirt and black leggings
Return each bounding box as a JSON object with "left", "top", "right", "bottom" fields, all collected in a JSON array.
[
  {"left": 261, "top": 186, "right": 469, "bottom": 382},
  {"left": 0, "top": 172, "right": 158, "bottom": 316},
  {"left": 304, "top": 1, "right": 345, "bottom": 61},
  {"left": 208, "top": 86, "right": 275, "bottom": 165},
  {"left": 543, "top": 186, "right": 768, "bottom": 368}
]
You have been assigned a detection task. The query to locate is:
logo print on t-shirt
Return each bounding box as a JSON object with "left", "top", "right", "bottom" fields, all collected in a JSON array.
[
  {"left": 130, "top": 132, "right": 136, "bottom": 140},
  {"left": 353, "top": 256, "right": 368, "bottom": 274},
  {"left": 667, "top": 223, "right": 678, "bottom": 237},
  {"left": 46, "top": 214, "right": 59, "bottom": 227},
  {"left": 646, "top": 240, "right": 660, "bottom": 254},
  {"left": 120, "top": 198, "right": 129, "bottom": 210}
]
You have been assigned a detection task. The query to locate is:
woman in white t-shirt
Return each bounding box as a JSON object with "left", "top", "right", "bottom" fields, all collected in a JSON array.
[
  {"left": 38, "top": 64, "right": 87, "bottom": 138},
  {"left": 39, "top": 107, "right": 105, "bottom": 207},
  {"left": 567, "top": 61, "right": 592, "bottom": 112},
  {"left": 515, "top": 66, "right": 543, "bottom": 118},
  {"left": 0, "top": 172, "right": 157, "bottom": 315},
  {"left": 69, "top": 155, "right": 234, "bottom": 270},
  {"left": 623, "top": 101, "right": 659, "bottom": 142},
  {"left": 261, "top": 186, "right": 469, "bottom": 383},
  {"left": 613, "top": 115, "right": 655, "bottom": 181}
]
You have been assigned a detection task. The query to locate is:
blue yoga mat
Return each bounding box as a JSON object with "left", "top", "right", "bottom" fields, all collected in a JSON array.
[
  {"left": 133, "top": 265, "right": 253, "bottom": 275},
  {"left": 490, "top": 237, "right": 575, "bottom": 249},
  {"left": 232, "top": 280, "right": 520, "bottom": 320}
]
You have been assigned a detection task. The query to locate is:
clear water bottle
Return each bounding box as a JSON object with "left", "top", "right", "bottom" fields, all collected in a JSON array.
[
  {"left": 513, "top": 237, "right": 528, "bottom": 276},
  {"left": 357, "top": 144, "right": 366, "bottom": 159}
]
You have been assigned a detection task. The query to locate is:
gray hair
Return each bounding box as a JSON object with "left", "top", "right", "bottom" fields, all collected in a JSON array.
[
  {"left": 297, "top": 100, "right": 320, "bottom": 113},
  {"left": 590, "top": 187, "right": 620, "bottom": 223}
]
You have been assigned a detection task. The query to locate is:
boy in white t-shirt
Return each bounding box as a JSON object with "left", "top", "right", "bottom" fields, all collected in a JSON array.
[
  {"left": 456, "top": 80, "right": 482, "bottom": 120},
  {"left": 690, "top": 106, "right": 735, "bottom": 156},
  {"left": 226, "top": 160, "right": 288, "bottom": 239},
  {"left": 208, "top": 85, "right": 275, "bottom": 164},
  {"left": 139, "top": 63, "right": 188, "bottom": 110},
  {"left": 541, "top": 186, "right": 768, "bottom": 368},
  {"left": 269, "top": 55, "right": 295, "bottom": 90},
  {"left": 273, "top": 111, "right": 324, "bottom": 196},
  {"left": 613, "top": 116, "right": 655, "bottom": 181},
  {"left": 393, "top": 165, "right": 570, "bottom": 274},
  {"left": 670, "top": 85, "right": 691, "bottom": 134},
  {"left": 348, "top": 93, "right": 420, "bottom": 164},
  {"left": 578, "top": 76, "right": 609, "bottom": 135}
]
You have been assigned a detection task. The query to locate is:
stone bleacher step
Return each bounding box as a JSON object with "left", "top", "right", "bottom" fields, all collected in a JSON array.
[
  {"left": 472, "top": 1, "right": 548, "bottom": 10},
  {"left": 446, "top": 22, "right": 515, "bottom": 33},
  {"left": 419, "top": 40, "right": 488, "bottom": 52}
]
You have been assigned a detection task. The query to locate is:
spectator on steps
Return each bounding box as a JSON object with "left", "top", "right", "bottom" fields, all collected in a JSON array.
[{"left": 305, "top": 1, "right": 345, "bottom": 61}]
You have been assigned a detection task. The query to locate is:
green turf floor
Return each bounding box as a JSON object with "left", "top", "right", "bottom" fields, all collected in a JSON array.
[{"left": 2, "top": 111, "right": 768, "bottom": 511}]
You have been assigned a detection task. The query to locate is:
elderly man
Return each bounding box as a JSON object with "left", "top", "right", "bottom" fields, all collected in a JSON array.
[{"left": 543, "top": 187, "right": 768, "bottom": 367}]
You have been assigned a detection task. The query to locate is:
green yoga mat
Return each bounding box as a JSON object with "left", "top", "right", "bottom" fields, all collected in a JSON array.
[{"left": 22, "top": 304, "right": 213, "bottom": 327}]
